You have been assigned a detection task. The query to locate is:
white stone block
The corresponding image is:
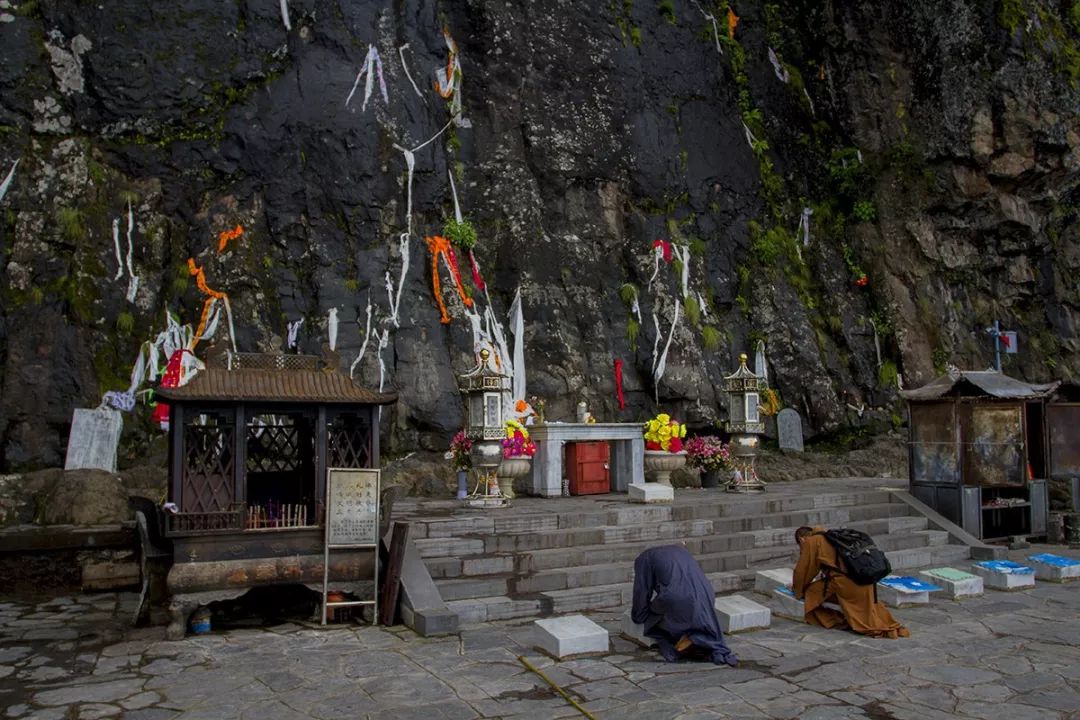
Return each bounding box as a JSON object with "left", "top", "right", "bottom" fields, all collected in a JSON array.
[
  {"left": 972, "top": 561, "right": 1036, "bottom": 591},
  {"left": 771, "top": 588, "right": 804, "bottom": 621},
  {"left": 918, "top": 568, "right": 984, "bottom": 599},
  {"left": 714, "top": 594, "right": 771, "bottom": 633},
  {"left": 534, "top": 615, "right": 609, "bottom": 658},
  {"left": 628, "top": 482, "right": 673, "bottom": 504},
  {"left": 875, "top": 576, "right": 942, "bottom": 608},
  {"left": 1028, "top": 553, "right": 1080, "bottom": 582},
  {"left": 620, "top": 609, "right": 656, "bottom": 648},
  {"left": 754, "top": 568, "right": 793, "bottom": 596}
]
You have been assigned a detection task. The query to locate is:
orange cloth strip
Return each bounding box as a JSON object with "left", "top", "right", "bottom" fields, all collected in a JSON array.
[
  {"left": 187, "top": 258, "right": 226, "bottom": 348},
  {"left": 425, "top": 235, "right": 472, "bottom": 324},
  {"left": 217, "top": 225, "right": 244, "bottom": 253}
]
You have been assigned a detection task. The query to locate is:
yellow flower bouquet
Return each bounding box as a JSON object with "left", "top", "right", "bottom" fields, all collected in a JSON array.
[{"left": 643, "top": 413, "right": 687, "bottom": 453}]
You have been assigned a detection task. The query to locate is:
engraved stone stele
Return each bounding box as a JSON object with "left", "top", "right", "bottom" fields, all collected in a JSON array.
[
  {"left": 777, "top": 408, "right": 804, "bottom": 452},
  {"left": 64, "top": 408, "right": 123, "bottom": 473}
]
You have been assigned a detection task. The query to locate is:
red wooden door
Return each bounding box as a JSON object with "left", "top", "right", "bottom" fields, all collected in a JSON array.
[{"left": 566, "top": 442, "right": 610, "bottom": 495}]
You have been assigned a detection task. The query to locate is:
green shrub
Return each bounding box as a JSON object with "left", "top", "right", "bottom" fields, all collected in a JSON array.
[
  {"left": 627, "top": 318, "right": 640, "bottom": 350},
  {"left": 684, "top": 295, "right": 700, "bottom": 326},
  {"left": 115, "top": 311, "right": 135, "bottom": 334},
  {"left": 443, "top": 218, "right": 478, "bottom": 249},
  {"left": 702, "top": 325, "right": 721, "bottom": 350},
  {"left": 853, "top": 200, "right": 877, "bottom": 223},
  {"left": 56, "top": 207, "right": 85, "bottom": 243}
]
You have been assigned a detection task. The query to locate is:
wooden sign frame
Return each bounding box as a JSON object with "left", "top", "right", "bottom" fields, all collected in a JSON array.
[{"left": 321, "top": 467, "right": 380, "bottom": 625}]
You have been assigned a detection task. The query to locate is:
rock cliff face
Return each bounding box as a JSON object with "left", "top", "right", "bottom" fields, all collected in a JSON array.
[{"left": 1, "top": 0, "right": 1078, "bottom": 470}]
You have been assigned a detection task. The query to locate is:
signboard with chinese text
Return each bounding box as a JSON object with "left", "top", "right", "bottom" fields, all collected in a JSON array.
[{"left": 326, "top": 468, "right": 380, "bottom": 547}]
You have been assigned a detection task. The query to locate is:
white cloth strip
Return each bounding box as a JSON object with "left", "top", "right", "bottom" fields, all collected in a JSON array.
[
  {"left": 647, "top": 245, "right": 662, "bottom": 291},
  {"left": 653, "top": 297, "right": 682, "bottom": 398},
  {"left": 200, "top": 299, "right": 221, "bottom": 341},
  {"left": 350, "top": 299, "right": 373, "bottom": 379},
  {"left": 279, "top": 0, "right": 291, "bottom": 31},
  {"left": 448, "top": 167, "right": 463, "bottom": 224},
  {"left": 398, "top": 44, "right": 427, "bottom": 103},
  {"left": 768, "top": 47, "right": 790, "bottom": 83},
  {"left": 509, "top": 287, "right": 526, "bottom": 403},
  {"left": 345, "top": 66, "right": 367, "bottom": 107},
  {"left": 222, "top": 296, "right": 238, "bottom": 353},
  {"left": 111, "top": 218, "right": 124, "bottom": 281},
  {"left": 328, "top": 307, "right": 339, "bottom": 351},
  {"left": 287, "top": 318, "right": 303, "bottom": 349},
  {"left": 124, "top": 202, "right": 138, "bottom": 303},
  {"left": 0, "top": 159, "right": 18, "bottom": 204}
]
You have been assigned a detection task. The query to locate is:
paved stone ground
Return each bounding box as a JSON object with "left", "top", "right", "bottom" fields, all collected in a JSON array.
[{"left": 2, "top": 547, "right": 1079, "bottom": 720}]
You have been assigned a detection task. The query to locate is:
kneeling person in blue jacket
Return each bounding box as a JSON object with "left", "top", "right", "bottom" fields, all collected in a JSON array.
[{"left": 631, "top": 545, "right": 738, "bottom": 665}]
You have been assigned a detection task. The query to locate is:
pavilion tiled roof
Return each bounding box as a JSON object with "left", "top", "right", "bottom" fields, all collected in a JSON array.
[{"left": 156, "top": 367, "right": 397, "bottom": 405}]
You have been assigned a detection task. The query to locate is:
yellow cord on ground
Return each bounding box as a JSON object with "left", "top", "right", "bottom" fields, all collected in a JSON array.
[{"left": 517, "top": 655, "right": 597, "bottom": 720}]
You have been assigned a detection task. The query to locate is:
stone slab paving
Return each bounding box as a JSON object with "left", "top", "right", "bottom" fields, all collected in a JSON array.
[{"left": 2, "top": 545, "right": 1080, "bottom": 719}]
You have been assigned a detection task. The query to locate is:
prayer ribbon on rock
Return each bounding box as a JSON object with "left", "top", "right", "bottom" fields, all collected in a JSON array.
[
  {"left": 614, "top": 359, "right": 626, "bottom": 410},
  {"left": 425, "top": 235, "right": 473, "bottom": 323},
  {"left": 217, "top": 225, "right": 244, "bottom": 253}
]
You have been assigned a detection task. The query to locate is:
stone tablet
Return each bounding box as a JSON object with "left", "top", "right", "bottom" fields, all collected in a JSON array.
[
  {"left": 754, "top": 567, "right": 793, "bottom": 596},
  {"left": 973, "top": 560, "right": 1036, "bottom": 591},
  {"left": 64, "top": 408, "right": 123, "bottom": 473},
  {"left": 620, "top": 609, "right": 656, "bottom": 648},
  {"left": 628, "top": 482, "right": 673, "bottom": 504},
  {"left": 1028, "top": 553, "right": 1080, "bottom": 582},
  {"left": 777, "top": 408, "right": 804, "bottom": 452},
  {"left": 772, "top": 587, "right": 805, "bottom": 621},
  {"left": 919, "top": 568, "right": 983, "bottom": 599},
  {"left": 714, "top": 594, "right": 771, "bottom": 633},
  {"left": 877, "top": 576, "right": 942, "bottom": 608},
  {"left": 535, "top": 615, "right": 609, "bottom": 658}
]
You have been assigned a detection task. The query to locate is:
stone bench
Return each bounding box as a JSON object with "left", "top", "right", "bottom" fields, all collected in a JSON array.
[
  {"left": 1028, "top": 553, "right": 1080, "bottom": 582},
  {"left": 628, "top": 483, "right": 674, "bottom": 504},
  {"left": 714, "top": 594, "right": 771, "bottom": 633},
  {"left": 620, "top": 609, "right": 656, "bottom": 648},
  {"left": 754, "top": 568, "right": 793, "bottom": 596},
  {"left": 972, "top": 560, "right": 1036, "bottom": 591},
  {"left": 534, "top": 615, "right": 609, "bottom": 658},
  {"left": 876, "top": 576, "right": 942, "bottom": 608},
  {"left": 918, "top": 568, "right": 984, "bottom": 599}
]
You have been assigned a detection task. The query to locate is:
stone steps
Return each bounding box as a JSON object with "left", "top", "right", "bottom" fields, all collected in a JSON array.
[
  {"left": 423, "top": 510, "right": 929, "bottom": 578},
  {"left": 434, "top": 525, "right": 948, "bottom": 602},
  {"left": 400, "top": 486, "right": 975, "bottom": 627},
  {"left": 408, "top": 490, "right": 898, "bottom": 540},
  {"left": 415, "top": 501, "right": 914, "bottom": 564},
  {"left": 444, "top": 543, "right": 974, "bottom": 625}
]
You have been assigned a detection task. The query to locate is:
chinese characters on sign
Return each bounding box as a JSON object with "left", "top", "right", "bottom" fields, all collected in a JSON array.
[{"left": 326, "top": 468, "right": 380, "bottom": 546}]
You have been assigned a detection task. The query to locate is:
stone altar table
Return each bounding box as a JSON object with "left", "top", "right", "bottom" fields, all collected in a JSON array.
[{"left": 527, "top": 423, "right": 645, "bottom": 497}]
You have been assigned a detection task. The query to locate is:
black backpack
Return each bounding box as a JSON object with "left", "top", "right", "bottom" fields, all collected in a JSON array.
[{"left": 820, "top": 528, "right": 891, "bottom": 586}]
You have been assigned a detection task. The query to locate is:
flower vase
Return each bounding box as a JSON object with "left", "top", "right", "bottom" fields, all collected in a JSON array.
[
  {"left": 643, "top": 450, "right": 687, "bottom": 487},
  {"left": 700, "top": 468, "right": 722, "bottom": 489},
  {"left": 456, "top": 470, "right": 468, "bottom": 500},
  {"left": 497, "top": 457, "right": 532, "bottom": 499}
]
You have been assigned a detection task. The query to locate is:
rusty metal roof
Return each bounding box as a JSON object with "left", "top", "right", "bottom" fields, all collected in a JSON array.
[
  {"left": 901, "top": 370, "right": 1059, "bottom": 401},
  {"left": 156, "top": 368, "right": 397, "bottom": 405}
]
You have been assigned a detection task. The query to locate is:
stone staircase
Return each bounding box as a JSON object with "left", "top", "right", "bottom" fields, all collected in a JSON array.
[{"left": 396, "top": 484, "right": 973, "bottom": 626}]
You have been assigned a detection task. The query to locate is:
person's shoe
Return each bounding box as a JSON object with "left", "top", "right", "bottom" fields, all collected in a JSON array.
[{"left": 675, "top": 635, "right": 693, "bottom": 653}]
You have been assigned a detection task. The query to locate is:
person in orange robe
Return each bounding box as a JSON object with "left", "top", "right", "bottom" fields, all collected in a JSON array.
[{"left": 791, "top": 526, "right": 910, "bottom": 639}]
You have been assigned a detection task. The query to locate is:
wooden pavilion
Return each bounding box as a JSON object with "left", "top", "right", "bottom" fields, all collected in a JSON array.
[{"left": 152, "top": 352, "right": 396, "bottom": 637}]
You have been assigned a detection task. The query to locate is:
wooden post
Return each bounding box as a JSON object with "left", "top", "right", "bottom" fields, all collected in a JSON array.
[{"left": 380, "top": 521, "right": 410, "bottom": 626}]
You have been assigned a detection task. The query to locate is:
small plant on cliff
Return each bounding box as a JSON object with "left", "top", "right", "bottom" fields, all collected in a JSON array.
[
  {"left": 852, "top": 200, "right": 877, "bottom": 223},
  {"left": 56, "top": 207, "right": 85, "bottom": 243},
  {"left": 702, "top": 324, "right": 721, "bottom": 351},
  {"left": 683, "top": 295, "right": 701, "bottom": 326},
  {"left": 443, "top": 218, "right": 477, "bottom": 249},
  {"left": 115, "top": 311, "right": 135, "bottom": 334},
  {"left": 627, "top": 318, "right": 640, "bottom": 351},
  {"left": 658, "top": 0, "right": 676, "bottom": 24}
]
